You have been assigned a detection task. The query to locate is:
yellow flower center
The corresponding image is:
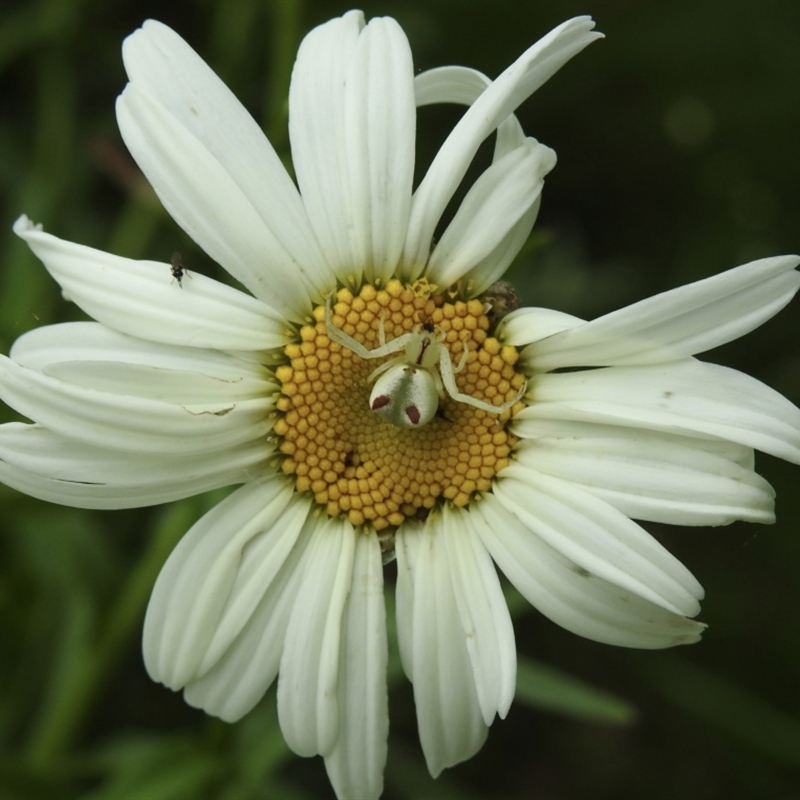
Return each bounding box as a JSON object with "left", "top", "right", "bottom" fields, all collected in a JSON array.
[{"left": 273, "top": 279, "right": 525, "bottom": 530}]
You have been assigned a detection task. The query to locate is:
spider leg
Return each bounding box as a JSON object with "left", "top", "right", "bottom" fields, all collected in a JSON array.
[
  {"left": 439, "top": 347, "right": 527, "bottom": 414},
  {"left": 367, "top": 355, "right": 406, "bottom": 384},
  {"left": 431, "top": 367, "right": 445, "bottom": 399},
  {"left": 454, "top": 342, "right": 470, "bottom": 374},
  {"left": 325, "top": 295, "right": 414, "bottom": 359},
  {"left": 325, "top": 295, "right": 375, "bottom": 358}
]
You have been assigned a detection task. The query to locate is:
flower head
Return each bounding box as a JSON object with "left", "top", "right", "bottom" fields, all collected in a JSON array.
[{"left": 2, "top": 11, "right": 799, "bottom": 800}]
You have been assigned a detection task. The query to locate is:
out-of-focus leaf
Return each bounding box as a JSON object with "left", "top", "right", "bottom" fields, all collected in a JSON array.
[
  {"left": 10, "top": 507, "right": 119, "bottom": 594},
  {"left": 0, "top": 752, "right": 77, "bottom": 800},
  {"left": 20, "top": 499, "right": 198, "bottom": 763},
  {"left": 80, "top": 734, "right": 220, "bottom": 800},
  {"left": 220, "top": 693, "right": 296, "bottom": 800},
  {"left": 640, "top": 654, "right": 800, "bottom": 770},
  {"left": 386, "top": 741, "right": 468, "bottom": 800},
  {"left": 516, "top": 655, "right": 638, "bottom": 725}
]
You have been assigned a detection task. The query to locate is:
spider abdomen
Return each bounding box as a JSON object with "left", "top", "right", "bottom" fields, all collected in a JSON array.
[{"left": 370, "top": 364, "right": 439, "bottom": 428}]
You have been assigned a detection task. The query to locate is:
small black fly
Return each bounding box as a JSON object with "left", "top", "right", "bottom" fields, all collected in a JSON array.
[{"left": 170, "top": 252, "right": 190, "bottom": 287}]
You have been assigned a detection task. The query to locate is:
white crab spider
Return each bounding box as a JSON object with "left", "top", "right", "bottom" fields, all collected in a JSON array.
[{"left": 325, "top": 296, "right": 527, "bottom": 429}]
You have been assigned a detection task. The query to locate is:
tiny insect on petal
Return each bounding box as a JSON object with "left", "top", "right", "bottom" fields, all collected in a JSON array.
[{"left": 170, "top": 251, "right": 191, "bottom": 287}]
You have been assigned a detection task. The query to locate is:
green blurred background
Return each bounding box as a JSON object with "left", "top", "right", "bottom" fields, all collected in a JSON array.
[{"left": 2, "top": 0, "right": 800, "bottom": 798}]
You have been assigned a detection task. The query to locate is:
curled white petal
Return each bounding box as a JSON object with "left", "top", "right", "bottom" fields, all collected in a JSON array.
[
  {"left": 195, "top": 497, "right": 312, "bottom": 677},
  {"left": 456, "top": 199, "right": 542, "bottom": 297},
  {"left": 414, "top": 66, "right": 526, "bottom": 159},
  {"left": 402, "top": 16, "right": 601, "bottom": 272},
  {"left": 414, "top": 67, "right": 539, "bottom": 296},
  {"left": 426, "top": 139, "right": 555, "bottom": 290}
]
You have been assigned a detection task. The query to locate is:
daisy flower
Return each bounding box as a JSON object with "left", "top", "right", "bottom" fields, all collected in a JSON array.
[{"left": 2, "top": 10, "right": 799, "bottom": 800}]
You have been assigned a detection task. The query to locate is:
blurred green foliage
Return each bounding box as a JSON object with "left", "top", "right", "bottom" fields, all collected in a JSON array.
[{"left": 1, "top": 0, "right": 800, "bottom": 798}]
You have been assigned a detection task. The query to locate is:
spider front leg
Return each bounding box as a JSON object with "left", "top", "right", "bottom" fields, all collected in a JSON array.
[
  {"left": 324, "top": 294, "right": 414, "bottom": 360},
  {"left": 438, "top": 346, "right": 527, "bottom": 414},
  {"left": 453, "top": 339, "right": 470, "bottom": 373}
]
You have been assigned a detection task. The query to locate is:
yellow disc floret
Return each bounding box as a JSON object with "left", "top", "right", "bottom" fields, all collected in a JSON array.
[{"left": 273, "top": 280, "right": 525, "bottom": 530}]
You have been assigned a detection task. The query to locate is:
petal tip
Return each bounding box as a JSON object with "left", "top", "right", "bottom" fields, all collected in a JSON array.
[{"left": 13, "top": 214, "right": 39, "bottom": 236}]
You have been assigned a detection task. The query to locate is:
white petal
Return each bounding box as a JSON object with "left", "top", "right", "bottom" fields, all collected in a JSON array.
[
  {"left": 524, "top": 359, "right": 800, "bottom": 464},
  {"left": 514, "top": 427, "right": 775, "bottom": 526},
  {"left": 345, "top": 17, "right": 416, "bottom": 285},
  {"left": 0, "top": 354, "right": 270, "bottom": 455},
  {"left": 442, "top": 506, "right": 516, "bottom": 724},
  {"left": 324, "top": 533, "right": 388, "bottom": 800},
  {"left": 183, "top": 503, "right": 314, "bottom": 722},
  {"left": 278, "top": 517, "right": 355, "bottom": 758},
  {"left": 513, "top": 417, "right": 757, "bottom": 469},
  {"left": 529, "top": 255, "right": 800, "bottom": 370},
  {"left": 473, "top": 495, "right": 706, "bottom": 648},
  {"left": 417, "top": 64, "right": 540, "bottom": 293},
  {"left": 289, "top": 13, "right": 415, "bottom": 285},
  {"left": 196, "top": 497, "right": 311, "bottom": 675},
  {"left": 396, "top": 521, "right": 488, "bottom": 778},
  {"left": 414, "top": 68, "right": 537, "bottom": 291},
  {"left": 14, "top": 216, "right": 290, "bottom": 349},
  {"left": 425, "top": 139, "right": 555, "bottom": 289},
  {"left": 414, "top": 66, "right": 526, "bottom": 158},
  {"left": 0, "top": 421, "right": 269, "bottom": 509},
  {"left": 402, "top": 17, "right": 601, "bottom": 272},
  {"left": 455, "top": 199, "right": 541, "bottom": 297},
  {"left": 499, "top": 306, "right": 584, "bottom": 346},
  {"left": 143, "top": 479, "right": 297, "bottom": 689},
  {"left": 117, "top": 88, "right": 322, "bottom": 321},
  {"left": 119, "top": 22, "right": 330, "bottom": 316},
  {"left": 54, "top": 361, "right": 266, "bottom": 405},
  {"left": 40, "top": 362, "right": 267, "bottom": 404},
  {"left": 289, "top": 12, "right": 362, "bottom": 279},
  {"left": 494, "top": 469, "right": 703, "bottom": 616},
  {"left": 10, "top": 321, "right": 272, "bottom": 424},
  {"left": 10, "top": 322, "right": 269, "bottom": 383}
]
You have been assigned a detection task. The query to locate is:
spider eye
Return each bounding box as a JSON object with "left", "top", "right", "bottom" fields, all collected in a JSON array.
[{"left": 369, "top": 364, "right": 439, "bottom": 428}]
